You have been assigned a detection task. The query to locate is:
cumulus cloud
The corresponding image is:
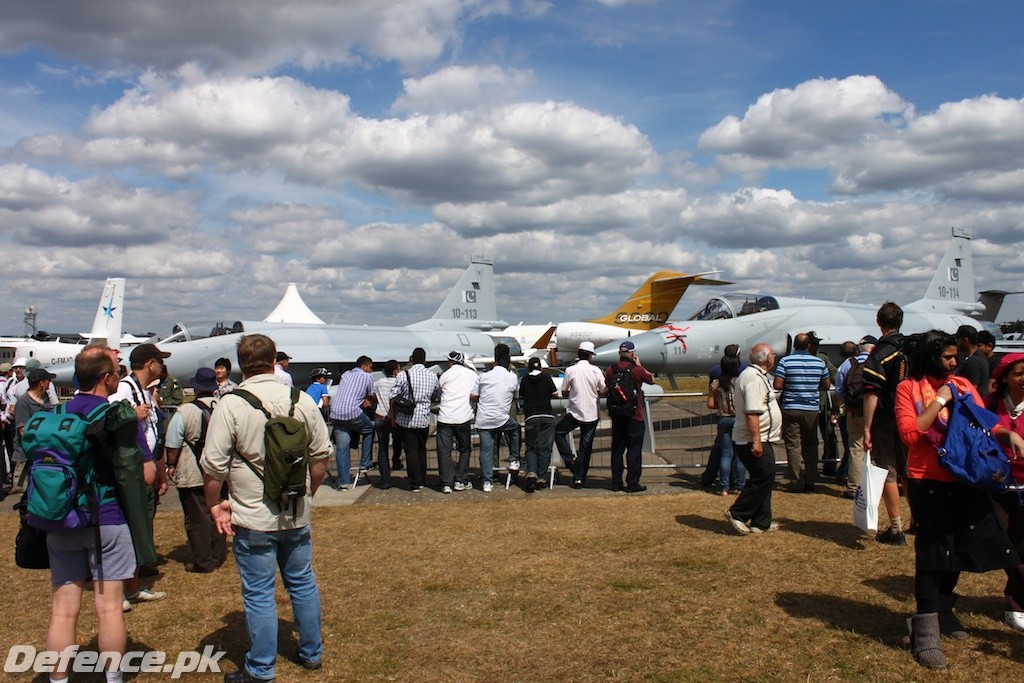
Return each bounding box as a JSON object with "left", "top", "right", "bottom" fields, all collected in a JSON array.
[
  {"left": 391, "top": 65, "right": 536, "bottom": 114},
  {"left": 14, "top": 73, "right": 657, "bottom": 204},
  {"left": 699, "top": 75, "right": 911, "bottom": 176},
  {"left": 0, "top": 0, "right": 534, "bottom": 73},
  {"left": 0, "top": 164, "right": 197, "bottom": 247}
]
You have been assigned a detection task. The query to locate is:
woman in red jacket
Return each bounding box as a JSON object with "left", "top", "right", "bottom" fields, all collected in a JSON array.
[
  {"left": 894, "top": 331, "right": 1024, "bottom": 670},
  {"left": 986, "top": 352, "right": 1024, "bottom": 633}
]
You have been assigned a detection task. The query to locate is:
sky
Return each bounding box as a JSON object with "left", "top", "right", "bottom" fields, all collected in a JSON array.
[{"left": 2, "top": 0, "right": 1024, "bottom": 336}]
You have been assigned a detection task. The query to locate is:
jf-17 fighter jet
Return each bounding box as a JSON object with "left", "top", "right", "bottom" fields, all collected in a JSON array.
[
  {"left": 593, "top": 227, "right": 1011, "bottom": 376},
  {"left": 50, "top": 256, "right": 509, "bottom": 386}
]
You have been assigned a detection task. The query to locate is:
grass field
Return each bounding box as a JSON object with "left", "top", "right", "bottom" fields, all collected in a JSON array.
[{"left": 2, "top": 482, "right": 1022, "bottom": 682}]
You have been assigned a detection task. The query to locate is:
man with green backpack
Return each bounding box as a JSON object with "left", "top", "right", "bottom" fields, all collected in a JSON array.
[{"left": 201, "top": 334, "right": 332, "bottom": 683}]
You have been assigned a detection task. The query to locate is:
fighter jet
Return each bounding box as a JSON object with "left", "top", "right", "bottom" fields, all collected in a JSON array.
[
  {"left": 1, "top": 278, "right": 128, "bottom": 367},
  {"left": 50, "top": 258, "right": 508, "bottom": 386},
  {"left": 593, "top": 227, "right": 1008, "bottom": 375}
]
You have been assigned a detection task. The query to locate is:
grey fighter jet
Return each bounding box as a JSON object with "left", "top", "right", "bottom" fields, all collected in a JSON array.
[{"left": 593, "top": 227, "right": 1010, "bottom": 375}]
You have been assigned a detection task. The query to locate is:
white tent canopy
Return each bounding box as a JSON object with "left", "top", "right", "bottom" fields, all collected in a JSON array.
[{"left": 264, "top": 283, "right": 326, "bottom": 325}]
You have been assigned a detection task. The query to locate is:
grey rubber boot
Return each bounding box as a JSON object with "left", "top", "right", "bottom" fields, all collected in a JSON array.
[
  {"left": 908, "top": 613, "right": 948, "bottom": 670},
  {"left": 937, "top": 594, "right": 968, "bottom": 639}
]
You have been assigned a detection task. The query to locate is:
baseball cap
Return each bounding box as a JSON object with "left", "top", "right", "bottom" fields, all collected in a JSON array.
[
  {"left": 447, "top": 350, "right": 465, "bottom": 365},
  {"left": 129, "top": 343, "right": 171, "bottom": 365},
  {"left": 619, "top": 340, "right": 636, "bottom": 353},
  {"left": 13, "top": 357, "right": 27, "bottom": 368},
  {"left": 28, "top": 368, "right": 56, "bottom": 385},
  {"left": 527, "top": 357, "right": 542, "bottom": 371},
  {"left": 806, "top": 331, "right": 822, "bottom": 343},
  {"left": 579, "top": 341, "right": 596, "bottom": 354},
  {"left": 859, "top": 334, "right": 878, "bottom": 345},
  {"left": 276, "top": 351, "right": 292, "bottom": 362}
]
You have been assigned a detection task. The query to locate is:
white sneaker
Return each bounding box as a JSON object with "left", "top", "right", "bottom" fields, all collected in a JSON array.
[
  {"left": 453, "top": 481, "right": 471, "bottom": 491},
  {"left": 1006, "top": 610, "right": 1024, "bottom": 631},
  {"left": 442, "top": 485, "right": 453, "bottom": 494},
  {"left": 508, "top": 460, "right": 521, "bottom": 472},
  {"left": 128, "top": 587, "right": 166, "bottom": 603},
  {"left": 724, "top": 510, "right": 750, "bottom": 535},
  {"left": 483, "top": 482, "right": 493, "bottom": 493},
  {"left": 749, "top": 522, "right": 780, "bottom": 533},
  {"left": 122, "top": 599, "right": 132, "bottom": 613}
]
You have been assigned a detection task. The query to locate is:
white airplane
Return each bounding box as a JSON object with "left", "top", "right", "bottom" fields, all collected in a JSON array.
[
  {"left": 491, "top": 270, "right": 731, "bottom": 366},
  {"left": 50, "top": 258, "right": 509, "bottom": 386},
  {"left": 592, "top": 227, "right": 1009, "bottom": 375},
  {"left": 1, "top": 278, "right": 128, "bottom": 367}
]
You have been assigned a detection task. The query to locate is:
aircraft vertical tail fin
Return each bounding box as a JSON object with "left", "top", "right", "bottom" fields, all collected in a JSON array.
[
  {"left": 83, "top": 278, "right": 125, "bottom": 348},
  {"left": 588, "top": 270, "right": 732, "bottom": 330},
  {"left": 409, "top": 256, "right": 508, "bottom": 331},
  {"left": 906, "top": 227, "right": 983, "bottom": 315}
]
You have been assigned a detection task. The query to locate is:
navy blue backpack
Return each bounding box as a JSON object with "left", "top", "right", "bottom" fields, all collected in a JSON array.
[{"left": 931, "top": 382, "right": 1013, "bottom": 492}]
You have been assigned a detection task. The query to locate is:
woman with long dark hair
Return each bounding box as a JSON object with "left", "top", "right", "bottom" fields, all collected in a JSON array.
[
  {"left": 707, "top": 354, "right": 745, "bottom": 495},
  {"left": 895, "top": 330, "right": 1024, "bottom": 669},
  {"left": 985, "top": 351, "right": 1024, "bottom": 632}
]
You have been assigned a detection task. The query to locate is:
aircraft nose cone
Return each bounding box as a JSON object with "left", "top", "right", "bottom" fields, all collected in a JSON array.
[{"left": 592, "top": 331, "right": 668, "bottom": 374}]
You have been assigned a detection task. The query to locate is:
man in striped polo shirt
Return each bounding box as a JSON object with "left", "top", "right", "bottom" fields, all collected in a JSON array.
[{"left": 773, "top": 333, "right": 831, "bottom": 492}]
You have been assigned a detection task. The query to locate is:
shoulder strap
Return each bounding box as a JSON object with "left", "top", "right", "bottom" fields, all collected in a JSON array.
[
  {"left": 231, "top": 389, "right": 272, "bottom": 419},
  {"left": 404, "top": 370, "right": 415, "bottom": 402},
  {"left": 288, "top": 387, "right": 300, "bottom": 418},
  {"left": 189, "top": 400, "right": 214, "bottom": 460}
]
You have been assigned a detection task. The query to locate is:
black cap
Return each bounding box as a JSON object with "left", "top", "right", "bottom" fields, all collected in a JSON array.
[
  {"left": 129, "top": 343, "right": 171, "bottom": 365},
  {"left": 28, "top": 368, "right": 56, "bottom": 385},
  {"left": 859, "top": 334, "right": 878, "bottom": 345},
  {"left": 527, "top": 357, "right": 542, "bottom": 371},
  {"left": 276, "top": 351, "right": 292, "bottom": 362},
  {"left": 806, "top": 331, "right": 822, "bottom": 343}
]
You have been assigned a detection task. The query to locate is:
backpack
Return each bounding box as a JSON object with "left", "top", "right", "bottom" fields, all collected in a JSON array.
[
  {"left": 929, "top": 382, "right": 1013, "bottom": 492},
  {"left": 21, "top": 402, "right": 118, "bottom": 532},
  {"left": 187, "top": 399, "right": 214, "bottom": 472},
  {"left": 607, "top": 364, "right": 638, "bottom": 419},
  {"left": 843, "top": 356, "right": 867, "bottom": 408},
  {"left": 231, "top": 388, "right": 309, "bottom": 516}
]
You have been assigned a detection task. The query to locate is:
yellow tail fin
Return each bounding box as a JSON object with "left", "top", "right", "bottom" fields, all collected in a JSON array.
[{"left": 588, "top": 271, "right": 731, "bottom": 330}]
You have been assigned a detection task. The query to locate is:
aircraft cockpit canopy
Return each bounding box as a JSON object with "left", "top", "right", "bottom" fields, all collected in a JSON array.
[
  {"left": 147, "top": 321, "right": 246, "bottom": 344},
  {"left": 688, "top": 294, "right": 780, "bottom": 321}
]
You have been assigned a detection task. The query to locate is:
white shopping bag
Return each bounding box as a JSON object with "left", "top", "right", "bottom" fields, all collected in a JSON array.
[{"left": 852, "top": 449, "right": 888, "bottom": 533}]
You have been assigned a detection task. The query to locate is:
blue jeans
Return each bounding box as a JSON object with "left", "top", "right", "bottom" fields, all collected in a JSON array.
[
  {"left": 233, "top": 526, "right": 322, "bottom": 679},
  {"left": 716, "top": 416, "right": 746, "bottom": 492},
  {"left": 478, "top": 417, "right": 521, "bottom": 484},
  {"left": 524, "top": 416, "right": 555, "bottom": 477},
  {"left": 554, "top": 414, "right": 598, "bottom": 483},
  {"left": 332, "top": 414, "right": 374, "bottom": 486}
]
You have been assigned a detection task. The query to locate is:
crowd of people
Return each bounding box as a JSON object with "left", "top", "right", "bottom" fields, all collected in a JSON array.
[
  {"left": 6, "top": 306, "right": 1024, "bottom": 679},
  {"left": 709, "top": 303, "right": 1024, "bottom": 670}
]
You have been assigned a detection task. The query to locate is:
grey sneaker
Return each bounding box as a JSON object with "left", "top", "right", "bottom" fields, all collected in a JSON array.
[
  {"left": 442, "top": 485, "right": 453, "bottom": 494},
  {"left": 507, "top": 460, "right": 521, "bottom": 472},
  {"left": 128, "top": 587, "right": 166, "bottom": 603},
  {"left": 483, "top": 482, "right": 493, "bottom": 493},
  {"left": 453, "top": 481, "right": 471, "bottom": 491}
]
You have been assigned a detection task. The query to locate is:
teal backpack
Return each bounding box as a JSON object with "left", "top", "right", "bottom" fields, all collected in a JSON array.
[{"left": 21, "top": 402, "right": 118, "bottom": 532}]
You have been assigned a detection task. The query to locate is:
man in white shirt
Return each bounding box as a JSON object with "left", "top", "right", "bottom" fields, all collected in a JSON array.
[
  {"left": 470, "top": 345, "right": 520, "bottom": 493},
  {"left": 554, "top": 341, "right": 607, "bottom": 489},
  {"left": 726, "top": 343, "right": 782, "bottom": 534},
  {"left": 274, "top": 351, "right": 294, "bottom": 387},
  {"left": 436, "top": 351, "right": 477, "bottom": 493}
]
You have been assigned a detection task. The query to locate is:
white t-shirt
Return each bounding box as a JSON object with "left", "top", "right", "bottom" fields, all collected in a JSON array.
[
  {"left": 472, "top": 366, "right": 519, "bottom": 430},
  {"left": 437, "top": 364, "right": 477, "bottom": 424}
]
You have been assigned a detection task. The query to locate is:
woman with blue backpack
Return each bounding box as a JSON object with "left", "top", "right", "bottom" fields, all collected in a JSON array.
[
  {"left": 986, "top": 352, "right": 1024, "bottom": 633},
  {"left": 894, "top": 330, "right": 1024, "bottom": 670}
]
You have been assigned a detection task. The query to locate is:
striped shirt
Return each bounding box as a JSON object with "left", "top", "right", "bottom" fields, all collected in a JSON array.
[
  {"left": 330, "top": 367, "right": 374, "bottom": 420},
  {"left": 773, "top": 351, "right": 828, "bottom": 411}
]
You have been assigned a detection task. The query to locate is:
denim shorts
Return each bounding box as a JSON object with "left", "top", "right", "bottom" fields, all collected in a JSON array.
[{"left": 48, "top": 524, "right": 136, "bottom": 585}]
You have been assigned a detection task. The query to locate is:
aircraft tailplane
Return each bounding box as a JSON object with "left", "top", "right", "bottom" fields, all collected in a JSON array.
[
  {"left": 588, "top": 270, "right": 732, "bottom": 330},
  {"left": 409, "top": 256, "right": 507, "bottom": 331},
  {"left": 82, "top": 278, "right": 125, "bottom": 348},
  {"left": 906, "top": 227, "right": 983, "bottom": 315}
]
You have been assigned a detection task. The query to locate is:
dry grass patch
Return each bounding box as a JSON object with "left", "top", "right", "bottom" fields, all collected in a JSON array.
[{"left": 2, "top": 487, "right": 1022, "bottom": 681}]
